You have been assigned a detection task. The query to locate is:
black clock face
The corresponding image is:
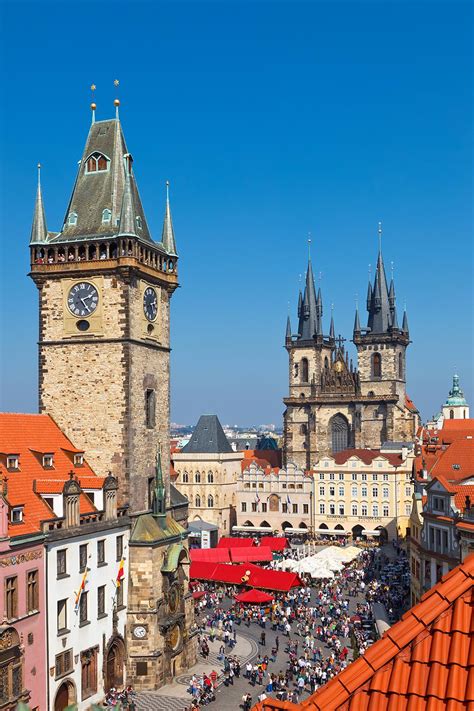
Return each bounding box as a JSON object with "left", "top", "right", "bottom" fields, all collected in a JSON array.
[
  {"left": 67, "top": 282, "right": 99, "bottom": 317},
  {"left": 143, "top": 287, "right": 158, "bottom": 322}
]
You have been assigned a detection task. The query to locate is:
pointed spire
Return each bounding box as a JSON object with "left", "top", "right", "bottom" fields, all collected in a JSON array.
[
  {"left": 388, "top": 277, "right": 396, "bottom": 309},
  {"left": 297, "top": 256, "right": 318, "bottom": 340},
  {"left": 391, "top": 305, "right": 399, "bottom": 330},
  {"left": 286, "top": 315, "right": 292, "bottom": 342},
  {"left": 161, "top": 181, "right": 178, "bottom": 256},
  {"left": 367, "top": 223, "right": 391, "bottom": 334},
  {"left": 353, "top": 306, "right": 361, "bottom": 335},
  {"left": 152, "top": 447, "right": 166, "bottom": 519},
  {"left": 402, "top": 308, "right": 409, "bottom": 336},
  {"left": 366, "top": 280, "right": 372, "bottom": 312},
  {"left": 117, "top": 154, "right": 137, "bottom": 236},
  {"left": 329, "top": 305, "right": 335, "bottom": 341},
  {"left": 30, "top": 163, "right": 48, "bottom": 244},
  {"left": 297, "top": 290, "right": 303, "bottom": 319}
]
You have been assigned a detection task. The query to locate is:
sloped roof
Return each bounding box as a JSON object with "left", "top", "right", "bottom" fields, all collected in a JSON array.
[
  {"left": 255, "top": 553, "right": 474, "bottom": 711},
  {"left": 430, "top": 437, "right": 474, "bottom": 481},
  {"left": 180, "top": 415, "right": 233, "bottom": 454},
  {"left": 322, "top": 449, "right": 405, "bottom": 467},
  {"left": 0, "top": 413, "right": 101, "bottom": 535}
]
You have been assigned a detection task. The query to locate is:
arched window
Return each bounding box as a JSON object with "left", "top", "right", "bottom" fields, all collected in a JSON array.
[
  {"left": 182, "top": 471, "right": 189, "bottom": 483},
  {"left": 372, "top": 504, "right": 379, "bottom": 517},
  {"left": 195, "top": 494, "right": 201, "bottom": 507},
  {"left": 372, "top": 353, "right": 382, "bottom": 378},
  {"left": 194, "top": 472, "right": 201, "bottom": 483},
  {"left": 102, "top": 209, "right": 112, "bottom": 224},
  {"left": 324, "top": 356, "right": 329, "bottom": 369},
  {"left": 207, "top": 495, "right": 214, "bottom": 508},
  {"left": 301, "top": 358, "right": 309, "bottom": 382},
  {"left": 450, "top": 410, "right": 454, "bottom": 419},
  {"left": 85, "top": 152, "right": 109, "bottom": 173},
  {"left": 68, "top": 211, "right": 78, "bottom": 226},
  {"left": 330, "top": 414, "right": 349, "bottom": 453},
  {"left": 299, "top": 424, "right": 307, "bottom": 436},
  {"left": 398, "top": 352, "right": 403, "bottom": 379},
  {"left": 0, "top": 628, "right": 24, "bottom": 706},
  {"left": 207, "top": 471, "right": 214, "bottom": 483}
]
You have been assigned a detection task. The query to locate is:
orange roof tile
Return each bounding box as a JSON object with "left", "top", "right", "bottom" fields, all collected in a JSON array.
[
  {"left": 254, "top": 553, "right": 474, "bottom": 711},
  {"left": 431, "top": 437, "right": 474, "bottom": 481},
  {"left": 0, "top": 413, "right": 103, "bottom": 536}
]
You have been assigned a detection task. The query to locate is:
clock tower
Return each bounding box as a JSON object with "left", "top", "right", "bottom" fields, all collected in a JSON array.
[{"left": 29, "top": 101, "right": 178, "bottom": 514}]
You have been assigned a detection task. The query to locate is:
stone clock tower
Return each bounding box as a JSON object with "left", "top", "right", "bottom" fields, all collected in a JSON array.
[
  {"left": 29, "top": 102, "right": 178, "bottom": 514},
  {"left": 29, "top": 100, "right": 197, "bottom": 686}
]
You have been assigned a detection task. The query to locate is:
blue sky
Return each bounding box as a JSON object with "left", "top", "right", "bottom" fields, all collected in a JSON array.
[{"left": 0, "top": 0, "right": 472, "bottom": 426}]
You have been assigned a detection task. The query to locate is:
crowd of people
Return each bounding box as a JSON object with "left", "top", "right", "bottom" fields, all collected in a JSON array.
[{"left": 185, "top": 542, "right": 410, "bottom": 710}]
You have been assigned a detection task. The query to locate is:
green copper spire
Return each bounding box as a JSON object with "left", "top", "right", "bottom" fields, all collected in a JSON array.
[
  {"left": 152, "top": 447, "right": 166, "bottom": 519},
  {"left": 445, "top": 374, "right": 468, "bottom": 407}
]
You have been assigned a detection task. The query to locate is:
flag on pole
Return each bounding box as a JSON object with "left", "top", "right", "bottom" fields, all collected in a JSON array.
[
  {"left": 286, "top": 494, "right": 291, "bottom": 505},
  {"left": 74, "top": 568, "right": 88, "bottom": 612},
  {"left": 255, "top": 494, "right": 260, "bottom": 504},
  {"left": 116, "top": 558, "right": 125, "bottom": 587}
]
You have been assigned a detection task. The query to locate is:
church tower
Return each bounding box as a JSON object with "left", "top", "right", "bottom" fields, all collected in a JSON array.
[{"left": 29, "top": 100, "right": 178, "bottom": 513}]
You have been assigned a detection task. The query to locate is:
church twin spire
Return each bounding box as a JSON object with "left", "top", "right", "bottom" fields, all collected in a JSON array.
[{"left": 30, "top": 164, "right": 48, "bottom": 244}]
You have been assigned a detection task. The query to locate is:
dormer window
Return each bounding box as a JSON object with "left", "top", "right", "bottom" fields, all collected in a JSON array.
[
  {"left": 6, "top": 456, "right": 19, "bottom": 470},
  {"left": 136, "top": 216, "right": 142, "bottom": 230},
  {"left": 11, "top": 507, "right": 23, "bottom": 523},
  {"left": 68, "top": 212, "right": 78, "bottom": 226},
  {"left": 74, "top": 453, "right": 84, "bottom": 466},
  {"left": 43, "top": 453, "right": 54, "bottom": 468},
  {"left": 452, "top": 464, "right": 460, "bottom": 471},
  {"left": 85, "top": 152, "right": 110, "bottom": 174},
  {"left": 102, "top": 209, "right": 112, "bottom": 224}
]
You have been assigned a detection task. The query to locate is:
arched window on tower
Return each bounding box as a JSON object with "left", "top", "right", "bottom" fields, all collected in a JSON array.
[
  {"left": 194, "top": 471, "right": 201, "bottom": 483},
  {"left": 207, "top": 471, "right": 214, "bottom": 483},
  {"left": 182, "top": 471, "right": 189, "bottom": 483},
  {"left": 85, "top": 152, "right": 110, "bottom": 173},
  {"left": 301, "top": 358, "right": 309, "bottom": 383},
  {"left": 102, "top": 209, "right": 112, "bottom": 224},
  {"left": 195, "top": 494, "right": 201, "bottom": 507},
  {"left": 330, "top": 414, "right": 349, "bottom": 454},
  {"left": 324, "top": 356, "right": 329, "bottom": 369},
  {"left": 372, "top": 352, "right": 382, "bottom": 378},
  {"left": 207, "top": 494, "right": 214, "bottom": 508},
  {"left": 450, "top": 409, "right": 454, "bottom": 419},
  {"left": 398, "top": 352, "right": 403, "bottom": 379}
]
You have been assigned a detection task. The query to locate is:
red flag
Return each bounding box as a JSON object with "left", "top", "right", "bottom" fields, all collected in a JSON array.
[{"left": 116, "top": 558, "right": 125, "bottom": 587}]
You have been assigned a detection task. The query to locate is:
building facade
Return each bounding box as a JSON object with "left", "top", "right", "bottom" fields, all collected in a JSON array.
[
  {"left": 173, "top": 415, "right": 243, "bottom": 536},
  {"left": 29, "top": 100, "right": 196, "bottom": 694},
  {"left": 283, "top": 231, "right": 418, "bottom": 470}
]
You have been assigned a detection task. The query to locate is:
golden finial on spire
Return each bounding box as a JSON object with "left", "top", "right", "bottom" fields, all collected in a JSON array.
[
  {"left": 90, "top": 83, "right": 97, "bottom": 123},
  {"left": 114, "top": 79, "right": 120, "bottom": 118}
]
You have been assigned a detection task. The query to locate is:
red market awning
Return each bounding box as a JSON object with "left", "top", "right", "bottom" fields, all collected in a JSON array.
[
  {"left": 190, "top": 548, "right": 231, "bottom": 563},
  {"left": 235, "top": 589, "right": 274, "bottom": 604},
  {"left": 247, "top": 568, "right": 302, "bottom": 592},
  {"left": 230, "top": 547, "right": 273, "bottom": 563},
  {"left": 192, "top": 591, "right": 206, "bottom": 600},
  {"left": 260, "top": 536, "right": 290, "bottom": 551},
  {"left": 217, "top": 537, "right": 255, "bottom": 548},
  {"left": 189, "top": 561, "right": 301, "bottom": 592}
]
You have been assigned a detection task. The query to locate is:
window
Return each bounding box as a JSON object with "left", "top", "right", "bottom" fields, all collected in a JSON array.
[
  {"left": 398, "top": 352, "right": 403, "bottom": 379},
  {"left": 27, "top": 570, "right": 39, "bottom": 613},
  {"left": 324, "top": 461, "right": 329, "bottom": 467},
  {"left": 67, "top": 211, "right": 78, "bottom": 226},
  {"left": 81, "top": 647, "right": 98, "bottom": 700},
  {"left": 372, "top": 352, "right": 382, "bottom": 378},
  {"left": 331, "top": 414, "right": 349, "bottom": 453},
  {"left": 303, "top": 504, "right": 309, "bottom": 514},
  {"left": 6, "top": 456, "right": 18, "bottom": 470},
  {"left": 5, "top": 577, "right": 17, "bottom": 619},
  {"left": 352, "top": 472, "right": 357, "bottom": 481},
  {"left": 97, "top": 540, "right": 105, "bottom": 566},
  {"left": 383, "top": 504, "right": 389, "bottom": 517},
  {"left": 405, "top": 503, "right": 411, "bottom": 516},
  {"left": 329, "top": 486, "right": 335, "bottom": 496},
  {"left": 372, "top": 474, "right": 378, "bottom": 481},
  {"left": 207, "top": 495, "right": 214, "bottom": 508},
  {"left": 319, "top": 473, "right": 325, "bottom": 480},
  {"left": 329, "top": 504, "right": 335, "bottom": 515},
  {"left": 301, "top": 358, "right": 309, "bottom": 382},
  {"left": 85, "top": 152, "right": 109, "bottom": 173},
  {"left": 79, "top": 544, "right": 88, "bottom": 573},
  {"left": 383, "top": 487, "right": 389, "bottom": 498},
  {"left": 182, "top": 471, "right": 189, "bottom": 483},
  {"left": 79, "top": 591, "right": 88, "bottom": 625},
  {"left": 116, "top": 535, "right": 123, "bottom": 562},
  {"left": 362, "top": 486, "right": 367, "bottom": 497},
  {"left": 282, "top": 503, "right": 288, "bottom": 513},
  {"left": 241, "top": 502, "right": 247, "bottom": 512},
  {"left": 383, "top": 473, "right": 389, "bottom": 481},
  {"left": 10, "top": 507, "right": 23, "bottom": 523},
  {"left": 338, "top": 485, "right": 344, "bottom": 496},
  {"left": 57, "top": 598, "right": 68, "bottom": 633},
  {"left": 195, "top": 471, "right": 201, "bottom": 483},
  {"left": 207, "top": 471, "right": 214, "bottom": 483},
  {"left": 372, "top": 504, "right": 379, "bottom": 516},
  {"left": 319, "top": 503, "right": 325, "bottom": 514},
  {"left": 405, "top": 486, "right": 412, "bottom": 497},
  {"left": 55, "top": 649, "right": 73, "bottom": 679},
  {"left": 292, "top": 504, "right": 298, "bottom": 514},
  {"left": 351, "top": 461, "right": 357, "bottom": 468},
  {"left": 361, "top": 504, "right": 368, "bottom": 516},
  {"left": 362, "top": 473, "right": 367, "bottom": 481},
  {"left": 297, "top": 483, "right": 303, "bottom": 490},
  {"left": 338, "top": 473, "right": 344, "bottom": 481},
  {"left": 42, "top": 453, "right": 54, "bottom": 467},
  {"left": 102, "top": 208, "right": 112, "bottom": 224},
  {"left": 57, "top": 549, "right": 67, "bottom": 577},
  {"left": 352, "top": 504, "right": 358, "bottom": 516},
  {"left": 145, "top": 389, "right": 156, "bottom": 429},
  {"left": 97, "top": 585, "right": 106, "bottom": 617},
  {"left": 338, "top": 504, "right": 345, "bottom": 515},
  {"left": 329, "top": 473, "right": 335, "bottom": 480},
  {"left": 281, "top": 483, "right": 287, "bottom": 489},
  {"left": 136, "top": 661, "right": 147, "bottom": 676},
  {"left": 251, "top": 502, "right": 258, "bottom": 512},
  {"left": 372, "top": 487, "right": 378, "bottom": 498},
  {"left": 136, "top": 216, "right": 143, "bottom": 230},
  {"left": 74, "top": 453, "right": 84, "bottom": 466},
  {"left": 442, "top": 530, "right": 448, "bottom": 552},
  {"left": 261, "top": 503, "right": 267, "bottom": 513},
  {"left": 319, "top": 486, "right": 324, "bottom": 497},
  {"left": 195, "top": 494, "right": 201, "bottom": 507},
  {"left": 351, "top": 486, "right": 357, "bottom": 497}
]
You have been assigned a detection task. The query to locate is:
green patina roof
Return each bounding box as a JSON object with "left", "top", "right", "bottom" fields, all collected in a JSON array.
[
  {"left": 161, "top": 541, "right": 188, "bottom": 572},
  {"left": 445, "top": 374, "right": 468, "bottom": 407},
  {"left": 130, "top": 512, "right": 186, "bottom": 544}
]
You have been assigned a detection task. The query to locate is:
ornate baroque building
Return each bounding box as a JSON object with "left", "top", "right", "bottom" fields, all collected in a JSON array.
[
  {"left": 28, "top": 99, "right": 196, "bottom": 691},
  {"left": 283, "top": 231, "right": 418, "bottom": 469}
]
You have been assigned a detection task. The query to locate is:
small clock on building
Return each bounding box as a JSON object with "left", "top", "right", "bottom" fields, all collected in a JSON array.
[
  {"left": 143, "top": 287, "right": 158, "bottom": 321},
  {"left": 133, "top": 625, "right": 147, "bottom": 639},
  {"left": 67, "top": 282, "right": 99, "bottom": 317}
]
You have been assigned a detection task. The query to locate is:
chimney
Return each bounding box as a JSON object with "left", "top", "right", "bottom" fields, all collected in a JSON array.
[
  {"left": 63, "top": 471, "right": 81, "bottom": 528},
  {"left": 103, "top": 472, "right": 118, "bottom": 520}
]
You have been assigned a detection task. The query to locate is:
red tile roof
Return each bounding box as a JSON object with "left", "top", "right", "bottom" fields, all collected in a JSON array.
[
  {"left": 430, "top": 437, "right": 474, "bottom": 481},
  {"left": 243, "top": 449, "right": 282, "bottom": 469},
  {"left": 405, "top": 394, "right": 419, "bottom": 414},
  {"left": 254, "top": 553, "right": 474, "bottom": 711},
  {"left": 330, "top": 449, "right": 405, "bottom": 467},
  {"left": 0, "top": 414, "right": 103, "bottom": 535}
]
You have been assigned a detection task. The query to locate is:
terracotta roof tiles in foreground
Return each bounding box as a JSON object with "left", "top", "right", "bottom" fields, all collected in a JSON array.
[{"left": 253, "top": 553, "right": 474, "bottom": 711}]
